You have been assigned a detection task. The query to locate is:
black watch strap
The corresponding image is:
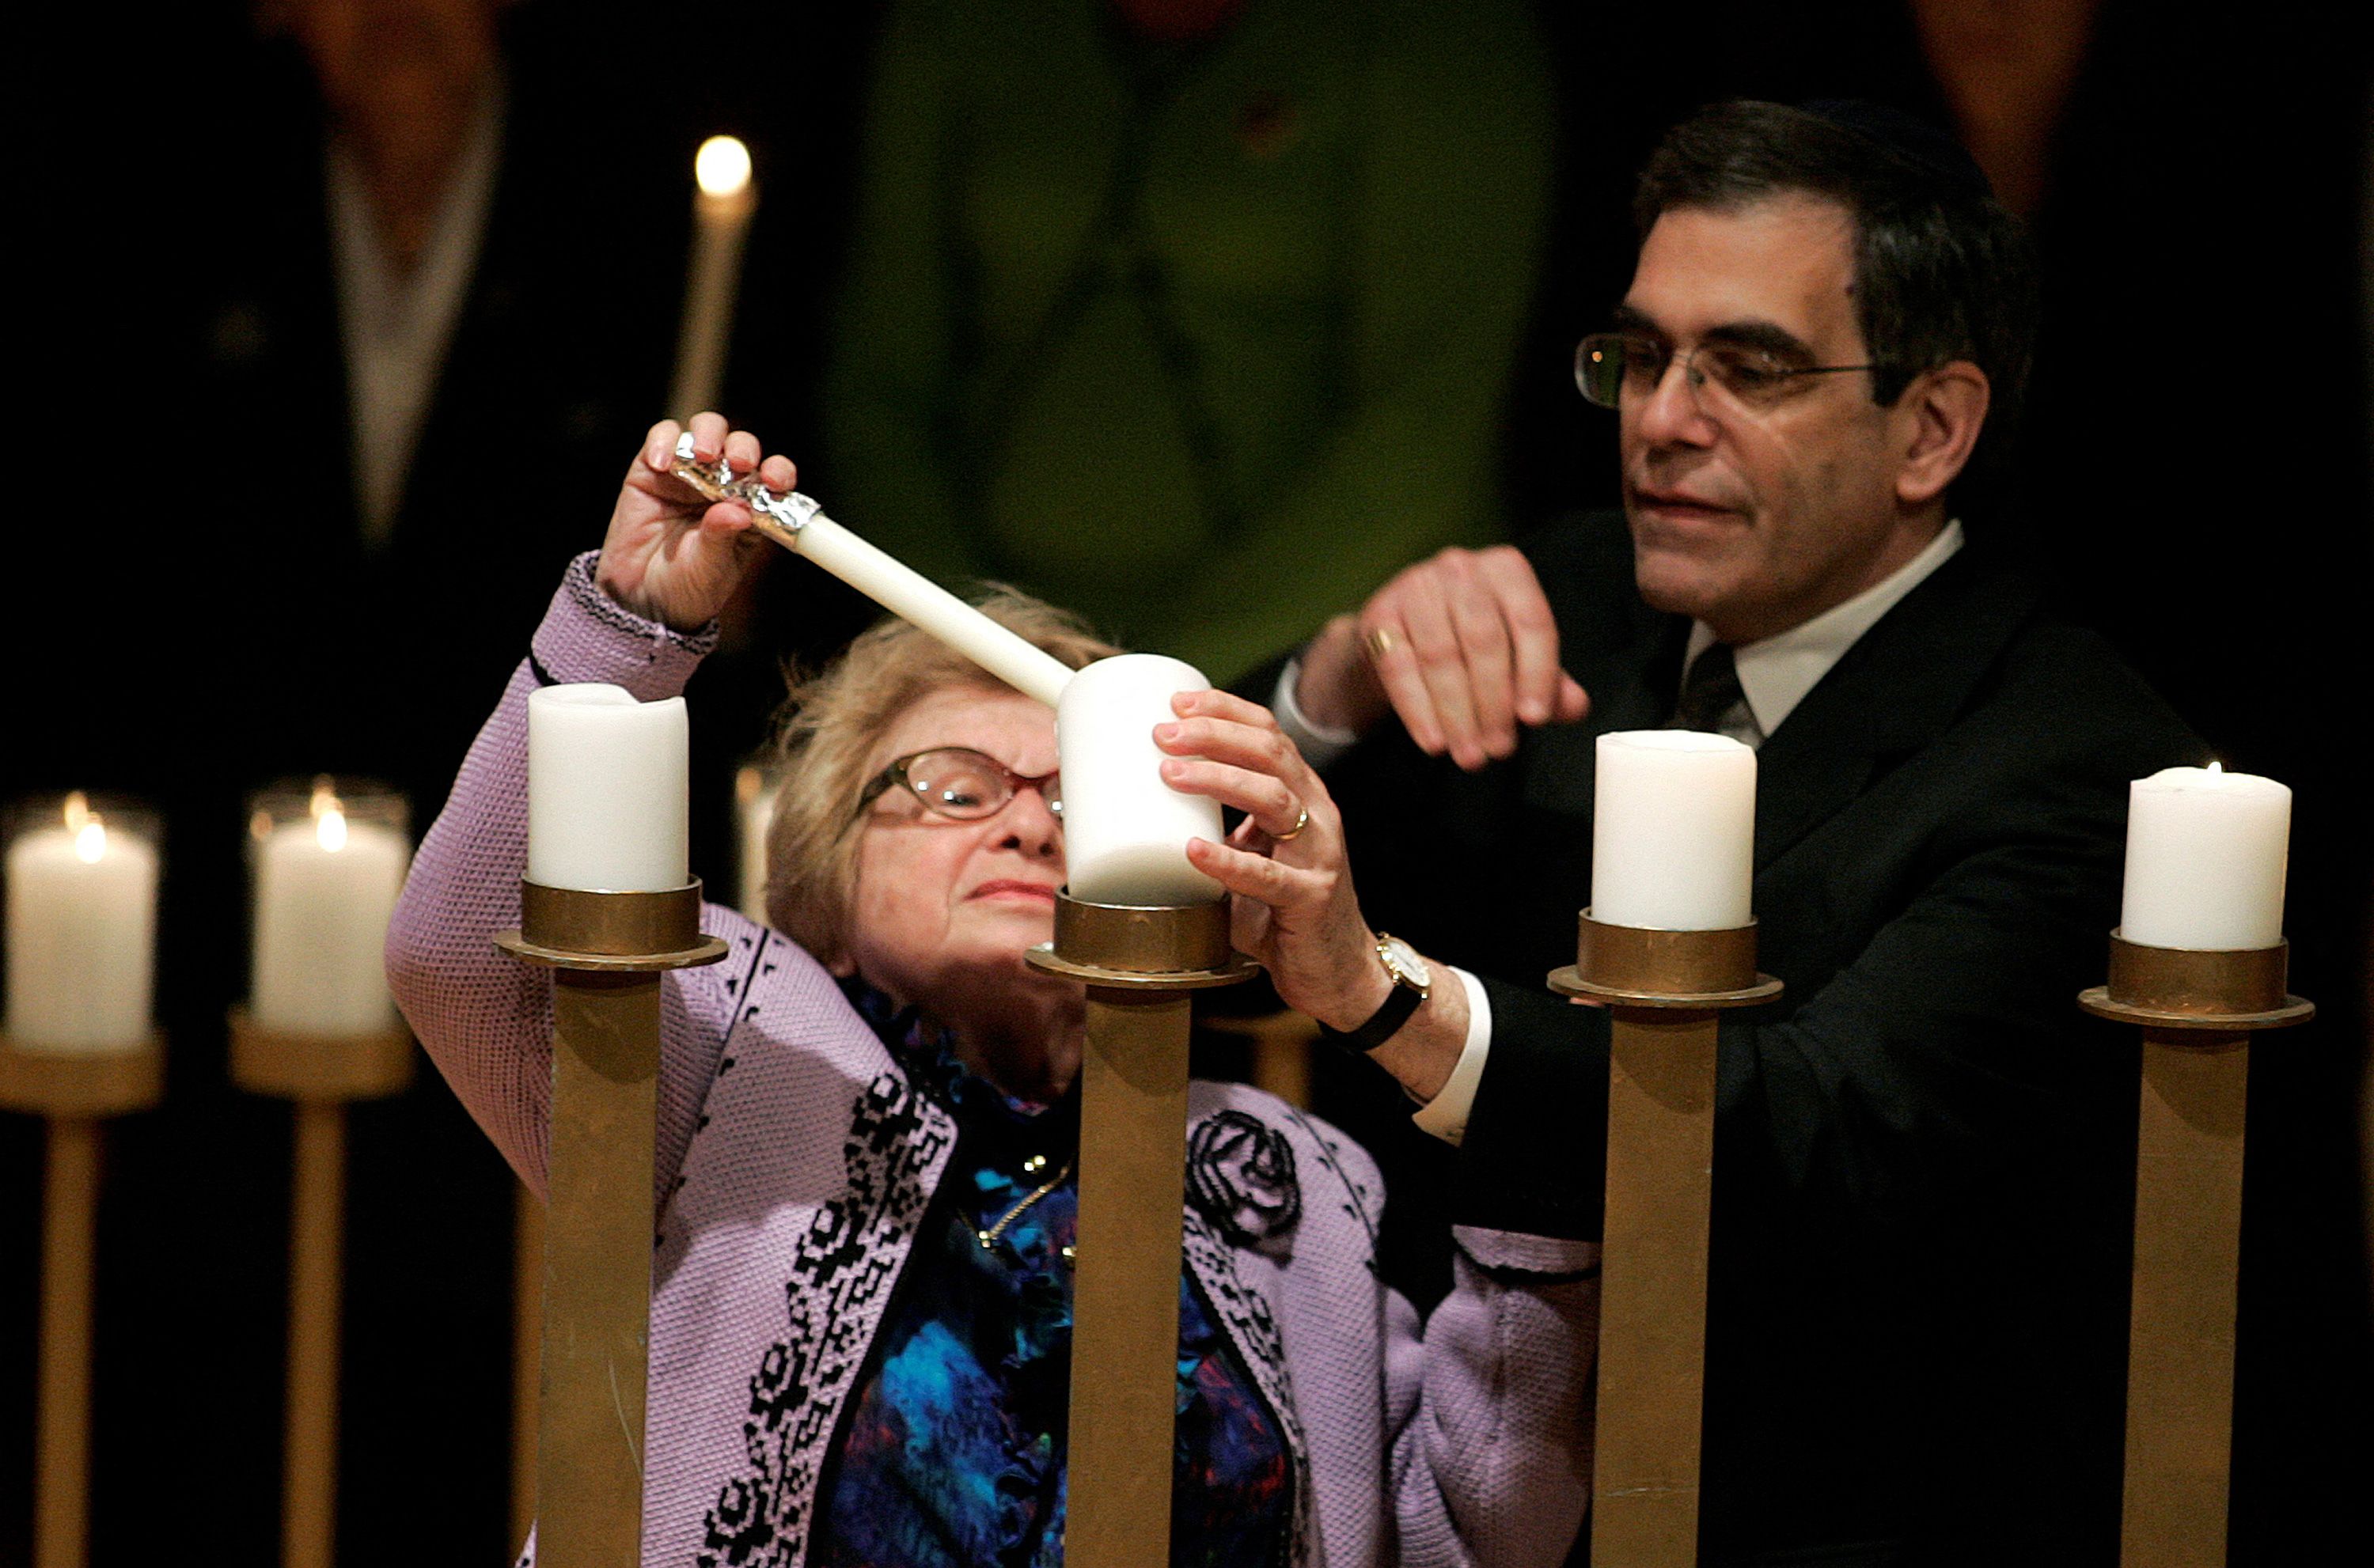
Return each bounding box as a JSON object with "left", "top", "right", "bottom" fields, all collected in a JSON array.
[{"left": 1318, "top": 979, "right": 1426, "bottom": 1055}]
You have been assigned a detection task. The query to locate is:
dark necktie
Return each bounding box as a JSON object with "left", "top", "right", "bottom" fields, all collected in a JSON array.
[{"left": 1670, "top": 642, "right": 1759, "bottom": 741}]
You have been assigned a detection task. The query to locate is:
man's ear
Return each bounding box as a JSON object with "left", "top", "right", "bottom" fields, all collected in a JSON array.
[{"left": 1894, "top": 361, "right": 1991, "bottom": 508}]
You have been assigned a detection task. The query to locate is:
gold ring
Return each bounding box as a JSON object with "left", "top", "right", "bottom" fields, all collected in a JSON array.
[
  {"left": 1272, "top": 805, "right": 1310, "bottom": 842},
  {"left": 1365, "top": 625, "right": 1398, "bottom": 661}
]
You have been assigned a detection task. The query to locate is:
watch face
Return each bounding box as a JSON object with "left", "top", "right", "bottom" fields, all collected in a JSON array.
[{"left": 1379, "top": 935, "right": 1431, "bottom": 990}]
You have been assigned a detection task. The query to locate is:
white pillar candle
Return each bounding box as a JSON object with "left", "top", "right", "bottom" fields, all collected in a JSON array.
[
  {"left": 668, "top": 134, "right": 757, "bottom": 420},
  {"left": 2119, "top": 764, "right": 2290, "bottom": 950},
  {"left": 251, "top": 785, "right": 411, "bottom": 1035},
  {"left": 1591, "top": 731, "right": 1757, "bottom": 930},
  {"left": 5, "top": 794, "right": 159, "bottom": 1052},
  {"left": 527, "top": 685, "right": 690, "bottom": 892},
  {"left": 734, "top": 763, "right": 777, "bottom": 925},
  {"left": 1057, "top": 654, "right": 1224, "bottom": 906}
]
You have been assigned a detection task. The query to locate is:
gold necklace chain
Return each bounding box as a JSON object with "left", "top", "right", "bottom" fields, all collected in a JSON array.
[{"left": 976, "top": 1161, "right": 1075, "bottom": 1252}]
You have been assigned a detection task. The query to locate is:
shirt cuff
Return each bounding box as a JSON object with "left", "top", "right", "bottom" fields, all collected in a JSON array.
[
  {"left": 1272, "top": 657, "right": 1363, "bottom": 770},
  {"left": 1411, "top": 966, "right": 1492, "bottom": 1146}
]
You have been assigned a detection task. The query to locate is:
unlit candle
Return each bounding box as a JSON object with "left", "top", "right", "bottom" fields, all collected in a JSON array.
[
  {"left": 1058, "top": 654, "right": 1224, "bottom": 905},
  {"left": 2119, "top": 764, "right": 2289, "bottom": 950},
  {"left": 528, "top": 685, "right": 690, "bottom": 892},
  {"left": 1591, "top": 730, "right": 1757, "bottom": 930}
]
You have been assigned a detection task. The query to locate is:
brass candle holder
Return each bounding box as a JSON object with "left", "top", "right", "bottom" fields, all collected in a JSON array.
[
  {"left": 1549, "top": 911, "right": 1781, "bottom": 1568},
  {"left": 1026, "top": 892, "right": 1257, "bottom": 1568},
  {"left": 1, "top": 1032, "right": 165, "bottom": 1568},
  {"left": 2078, "top": 933, "right": 2312, "bottom": 1568},
  {"left": 495, "top": 881, "right": 727, "bottom": 1568},
  {"left": 228, "top": 1011, "right": 414, "bottom": 1568}
]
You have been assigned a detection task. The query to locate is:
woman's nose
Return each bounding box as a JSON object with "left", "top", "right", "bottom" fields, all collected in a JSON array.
[{"left": 998, "top": 784, "right": 1064, "bottom": 857}]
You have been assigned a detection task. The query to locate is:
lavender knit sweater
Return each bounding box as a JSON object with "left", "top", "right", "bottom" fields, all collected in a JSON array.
[{"left": 387, "top": 558, "right": 1598, "bottom": 1567}]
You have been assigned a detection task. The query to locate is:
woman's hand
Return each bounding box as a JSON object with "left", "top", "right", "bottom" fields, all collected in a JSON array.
[
  {"left": 1154, "top": 690, "right": 1394, "bottom": 1033},
  {"left": 594, "top": 412, "right": 797, "bottom": 632},
  {"left": 1156, "top": 688, "right": 1471, "bottom": 1103}
]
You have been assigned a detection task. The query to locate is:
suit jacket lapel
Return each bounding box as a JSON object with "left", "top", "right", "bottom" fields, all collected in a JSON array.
[{"left": 1751, "top": 551, "right": 2040, "bottom": 871}]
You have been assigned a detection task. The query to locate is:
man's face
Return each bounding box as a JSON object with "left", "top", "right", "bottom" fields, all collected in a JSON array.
[{"left": 1617, "top": 195, "right": 1921, "bottom": 643}]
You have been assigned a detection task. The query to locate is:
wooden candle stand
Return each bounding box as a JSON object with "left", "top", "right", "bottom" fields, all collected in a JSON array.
[
  {"left": 1026, "top": 892, "right": 1257, "bottom": 1568},
  {"left": 2078, "top": 934, "right": 2312, "bottom": 1568},
  {"left": 495, "top": 881, "right": 726, "bottom": 1568},
  {"left": 1, "top": 1032, "right": 165, "bottom": 1568},
  {"left": 1549, "top": 912, "right": 1780, "bottom": 1568},
  {"left": 227, "top": 1010, "right": 415, "bottom": 1568}
]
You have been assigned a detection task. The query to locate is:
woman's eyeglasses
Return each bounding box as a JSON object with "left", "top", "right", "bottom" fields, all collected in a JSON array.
[{"left": 856, "top": 748, "right": 1063, "bottom": 824}]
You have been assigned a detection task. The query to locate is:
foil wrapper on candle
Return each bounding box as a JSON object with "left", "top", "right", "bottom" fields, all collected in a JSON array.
[
  {"left": 248, "top": 778, "right": 411, "bottom": 1035},
  {"left": 529, "top": 685, "right": 690, "bottom": 892},
  {"left": 4, "top": 793, "right": 160, "bottom": 1052}
]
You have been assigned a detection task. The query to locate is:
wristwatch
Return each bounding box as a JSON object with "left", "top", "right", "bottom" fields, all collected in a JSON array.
[{"left": 1319, "top": 933, "right": 1432, "bottom": 1055}]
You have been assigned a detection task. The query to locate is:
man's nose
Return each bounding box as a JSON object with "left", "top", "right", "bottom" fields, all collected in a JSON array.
[{"left": 1633, "top": 357, "right": 1718, "bottom": 448}]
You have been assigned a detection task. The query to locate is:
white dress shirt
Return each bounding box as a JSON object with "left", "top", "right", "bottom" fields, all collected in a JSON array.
[
  {"left": 1276, "top": 519, "right": 1966, "bottom": 1145},
  {"left": 327, "top": 80, "right": 505, "bottom": 545}
]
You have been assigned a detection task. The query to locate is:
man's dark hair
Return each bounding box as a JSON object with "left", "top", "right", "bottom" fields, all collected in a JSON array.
[{"left": 1634, "top": 100, "right": 2038, "bottom": 513}]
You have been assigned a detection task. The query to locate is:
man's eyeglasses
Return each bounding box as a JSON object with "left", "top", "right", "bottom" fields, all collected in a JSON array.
[
  {"left": 856, "top": 748, "right": 1063, "bottom": 824},
  {"left": 1575, "top": 331, "right": 1879, "bottom": 414}
]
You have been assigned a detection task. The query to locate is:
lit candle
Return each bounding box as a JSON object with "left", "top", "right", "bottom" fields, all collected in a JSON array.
[
  {"left": 4, "top": 793, "right": 159, "bottom": 1051},
  {"left": 734, "top": 762, "right": 776, "bottom": 924},
  {"left": 2119, "top": 763, "right": 2290, "bottom": 950},
  {"left": 528, "top": 685, "right": 690, "bottom": 892},
  {"left": 1591, "top": 731, "right": 1757, "bottom": 930},
  {"left": 668, "top": 134, "right": 757, "bottom": 420},
  {"left": 251, "top": 780, "right": 411, "bottom": 1035},
  {"left": 1058, "top": 654, "right": 1224, "bottom": 905}
]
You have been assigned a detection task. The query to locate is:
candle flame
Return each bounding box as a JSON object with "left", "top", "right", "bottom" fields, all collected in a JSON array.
[
  {"left": 63, "top": 790, "right": 90, "bottom": 831},
  {"left": 309, "top": 775, "right": 341, "bottom": 818},
  {"left": 317, "top": 806, "right": 349, "bottom": 854},
  {"left": 695, "top": 135, "right": 753, "bottom": 198},
  {"left": 74, "top": 820, "right": 107, "bottom": 865},
  {"left": 735, "top": 763, "right": 763, "bottom": 805},
  {"left": 2206, "top": 760, "right": 2224, "bottom": 775}
]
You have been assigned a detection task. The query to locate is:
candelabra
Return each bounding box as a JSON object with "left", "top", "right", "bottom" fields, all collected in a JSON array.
[
  {"left": 1026, "top": 892, "right": 1256, "bottom": 1568},
  {"left": 1549, "top": 913, "right": 1781, "bottom": 1568}
]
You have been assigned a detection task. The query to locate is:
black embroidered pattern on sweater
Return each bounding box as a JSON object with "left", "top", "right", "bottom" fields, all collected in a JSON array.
[
  {"left": 1182, "top": 1205, "right": 1314, "bottom": 1568},
  {"left": 1186, "top": 1108, "right": 1303, "bottom": 1247},
  {"left": 696, "top": 1070, "right": 953, "bottom": 1567}
]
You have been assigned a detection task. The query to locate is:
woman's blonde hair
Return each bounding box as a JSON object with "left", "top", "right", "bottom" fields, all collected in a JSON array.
[{"left": 760, "top": 591, "right": 1121, "bottom": 967}]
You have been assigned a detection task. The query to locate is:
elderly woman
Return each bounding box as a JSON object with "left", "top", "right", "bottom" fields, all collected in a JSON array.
[{"left": 388, "top": 415, "right": 1595, "bottom": 1567}]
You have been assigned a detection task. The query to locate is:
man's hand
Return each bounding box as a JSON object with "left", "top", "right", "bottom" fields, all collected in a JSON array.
[
  {"left": 1295, "top": 544, "right": 1589, "bottom": 770},
  {"left": 1155, "top": 689, "right": 1467, "bottom": 1101},
  {"left": 595, "top": 412, "right": 794, "bottom": 632}
]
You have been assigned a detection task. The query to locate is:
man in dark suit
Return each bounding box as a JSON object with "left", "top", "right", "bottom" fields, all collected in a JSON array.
[{"left": 1159, "top": 101, "right": 2202, "bottom": 1562}]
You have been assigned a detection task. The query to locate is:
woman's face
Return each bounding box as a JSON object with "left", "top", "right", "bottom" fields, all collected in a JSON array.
[{"left": 840, "top": 685, "right": 1067, "bottom": 1013}]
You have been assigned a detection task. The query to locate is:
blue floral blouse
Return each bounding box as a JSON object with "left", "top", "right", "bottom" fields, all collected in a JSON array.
[{"left": 809, "top": 981, "right": 1292, "bottom": 1567}]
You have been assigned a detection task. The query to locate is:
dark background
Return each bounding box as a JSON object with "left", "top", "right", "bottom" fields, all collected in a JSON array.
[{"left": 6, "top": 2, "right": 2369, "bottom": 1561}]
